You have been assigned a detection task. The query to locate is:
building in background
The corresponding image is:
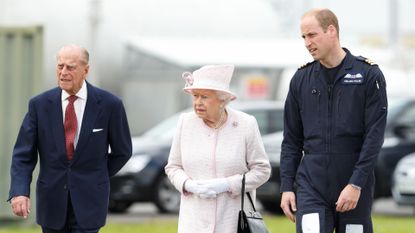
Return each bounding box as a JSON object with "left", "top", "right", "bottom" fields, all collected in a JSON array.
[{"left": 0, "top": 25, "right": 43, "bottom": 220}]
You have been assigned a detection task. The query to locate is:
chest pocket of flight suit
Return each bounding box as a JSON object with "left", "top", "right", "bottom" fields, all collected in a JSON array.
[
  {"left": 335, "top": 84, "right": 365, "bottom": 137},
  {"left": 300, "top": 87, "right": 322, "bottom": 139}
]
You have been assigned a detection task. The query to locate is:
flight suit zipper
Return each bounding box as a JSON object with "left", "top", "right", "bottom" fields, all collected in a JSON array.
[
  {"left": 312, "top": 88, "right": 321, "bottom": 127},
  {"left": 317, "top": 90, "right": 321, "bottom": 126},
  {"left": 327, "top": 85, "right": 333, "bottom": 153}
]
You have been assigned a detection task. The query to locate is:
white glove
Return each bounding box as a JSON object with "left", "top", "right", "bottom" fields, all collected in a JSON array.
[
  {"left": 198, "top": 178, "right": 230, "bottom": 194},
  {"left": 184, "top": 179, "right": 219, "bottom": 199},
  {"left": 184, "top": 179, "right": 203, "bottom": 194}
]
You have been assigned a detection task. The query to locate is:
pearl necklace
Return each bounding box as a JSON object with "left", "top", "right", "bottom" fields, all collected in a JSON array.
[
  {"left": 213, "top": 110, "right": 226, "bottom": 129},
  {"left": 205, "top": 110, "right": 226, "bottom": 129}
]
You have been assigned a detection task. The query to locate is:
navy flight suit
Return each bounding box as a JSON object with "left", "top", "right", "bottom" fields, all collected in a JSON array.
[{"left": 280, "top": 48, "right": 387, "bottom": 233}]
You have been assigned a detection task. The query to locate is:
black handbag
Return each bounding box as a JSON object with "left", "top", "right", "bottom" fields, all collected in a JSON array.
[{"left": 237, "top": 174, "right": 269, "bottom": 233}]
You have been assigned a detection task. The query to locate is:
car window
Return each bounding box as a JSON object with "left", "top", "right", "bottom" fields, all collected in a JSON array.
[
  {"left": 395, "top": 103, "right": 415, "bottom": 141},
  {"left": 247, "top": 109, "right": 284, "bottom": 135},
  {"left": 387, "top": 98, "right": 407, "bottom": 123},
  {"left": 143, "top": 112, "right": 181, "bottom": 139},
  {"left": 396, "top": 104, "right": 415, "bottom": 125}
]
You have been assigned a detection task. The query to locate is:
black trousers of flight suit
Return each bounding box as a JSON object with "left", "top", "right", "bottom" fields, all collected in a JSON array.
[{"left": 295, "top": 153, "right": 374, "bottom": 233}]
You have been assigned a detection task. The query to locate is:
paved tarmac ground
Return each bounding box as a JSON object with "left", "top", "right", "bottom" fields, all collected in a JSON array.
[
  {"left": 107, "top": 203, "right": 178, "bottom": 223},
  {"left": 107, "top": 198, "right": 415, "bottom": 223},
  {"left": 372, "top": 198, "right": 415, "bottom": 216}
]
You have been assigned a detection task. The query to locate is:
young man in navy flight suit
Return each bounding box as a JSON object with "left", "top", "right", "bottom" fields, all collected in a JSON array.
[{"left": 280, "top": 9, "right": 387, "bottom": 233}]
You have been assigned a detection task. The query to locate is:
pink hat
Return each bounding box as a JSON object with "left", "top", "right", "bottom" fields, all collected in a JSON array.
[{"left": 182, "top": 65, "right": 237, "bottom": 100}]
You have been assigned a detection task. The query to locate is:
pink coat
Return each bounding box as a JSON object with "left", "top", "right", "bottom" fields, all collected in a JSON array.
[{"left": 165, "top": 108, "right": 271, "bottom": 233}]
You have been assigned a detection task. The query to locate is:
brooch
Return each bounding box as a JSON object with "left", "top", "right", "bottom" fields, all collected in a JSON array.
[{"left": 232, "top": 121, "right": 238, "bottom": 128}]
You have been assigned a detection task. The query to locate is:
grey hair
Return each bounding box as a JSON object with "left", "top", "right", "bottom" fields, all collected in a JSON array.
[{"left": 215, "top": 91, "right": 233, "bottom": 106}]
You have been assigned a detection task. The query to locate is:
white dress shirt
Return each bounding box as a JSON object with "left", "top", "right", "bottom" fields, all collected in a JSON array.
[{"left": 61, "top": 80, "right": 87, "bottom": 148}]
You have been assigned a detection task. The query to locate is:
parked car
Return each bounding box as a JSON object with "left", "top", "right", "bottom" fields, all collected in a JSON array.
[
  {"left": 375, "top": 97, "right": 415, "bottom": 198},
  {"left": 392, "top": 152, "right": 415, "bottom": 205},
  {"left": 109, "top": 101, "right": 284, "bottom": 213},
  {"left": 256, "top": 131, "right": 283, "bottom": 213}
]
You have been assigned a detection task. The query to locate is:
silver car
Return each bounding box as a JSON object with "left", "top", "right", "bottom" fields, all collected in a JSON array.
[{"left": 392, "top": 152, "right": 415, "bottom": 205}]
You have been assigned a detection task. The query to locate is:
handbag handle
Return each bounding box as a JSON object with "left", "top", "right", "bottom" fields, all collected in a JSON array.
[{"left": 240, "top": 174, "right": 257, "bottom": 212}]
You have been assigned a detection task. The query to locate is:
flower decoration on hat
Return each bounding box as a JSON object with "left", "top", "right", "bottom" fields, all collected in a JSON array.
[
  {"left": 182, "top": 72, "right": 194, "bottom": 87},
  {"left": 181, "top": 64, "right": 237, "bottom": 100}
]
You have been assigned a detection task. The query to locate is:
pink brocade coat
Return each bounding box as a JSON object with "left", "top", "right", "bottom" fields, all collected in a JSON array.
[{"left": 165, "top": 108, "right": 271, "bottom": 233}]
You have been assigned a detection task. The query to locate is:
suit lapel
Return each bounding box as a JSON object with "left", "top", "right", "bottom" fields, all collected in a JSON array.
[
  {"left": 72, "top": 83, "right": 101, "bottom": 163},
  {"left": 48, "top": 88, "right": 67, "bottom": 158}
]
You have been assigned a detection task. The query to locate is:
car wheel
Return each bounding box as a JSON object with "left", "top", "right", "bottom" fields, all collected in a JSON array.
[
  {"left": 154, "top": 175, "right": 180, "bottom": 213},
  {"left": 261, "top": 200, "right": 284, "bottom": 214},
  {"left": 108, "top": 199, "right": 133, "bottom": 213}
]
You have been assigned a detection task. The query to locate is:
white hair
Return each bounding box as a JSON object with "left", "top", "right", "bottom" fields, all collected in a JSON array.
[{"left": 216, "top": 91, "right": 233, "bottom": 106}]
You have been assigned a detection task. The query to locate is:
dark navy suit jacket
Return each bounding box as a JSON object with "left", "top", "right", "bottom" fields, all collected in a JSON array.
[{"left": 9, "top": 82, "right": 132, "bottom": 229}]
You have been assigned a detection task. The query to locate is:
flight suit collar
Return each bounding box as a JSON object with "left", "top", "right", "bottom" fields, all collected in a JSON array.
[{"left": 314, "top": 48, "right": 355, "bottom": 86}]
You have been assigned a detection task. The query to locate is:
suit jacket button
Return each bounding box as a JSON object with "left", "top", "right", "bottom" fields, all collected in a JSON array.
[{"left": 63, "top": 185, "right": 67, "bottom": 190}]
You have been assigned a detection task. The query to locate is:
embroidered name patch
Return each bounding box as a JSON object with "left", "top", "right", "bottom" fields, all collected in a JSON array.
[{"left": 342, "top": 73, "right": 364, "bottom": 84}]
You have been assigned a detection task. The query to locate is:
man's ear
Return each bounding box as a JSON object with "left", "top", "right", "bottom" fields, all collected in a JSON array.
[
  {"left": 84, "top": 64, "right": 90, "bottom": 76},
  {"left": 327, "top": 25, "right": 337, "bottom": 38}
]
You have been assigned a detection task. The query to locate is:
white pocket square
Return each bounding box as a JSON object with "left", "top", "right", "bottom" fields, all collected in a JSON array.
[{"left": 92, "top": 128, "right": 103, "bottom": 132}]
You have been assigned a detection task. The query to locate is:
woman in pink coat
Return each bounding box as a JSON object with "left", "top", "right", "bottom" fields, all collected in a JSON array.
[{"left": 165, "top": 64, "right": 271, "bottom": 233}]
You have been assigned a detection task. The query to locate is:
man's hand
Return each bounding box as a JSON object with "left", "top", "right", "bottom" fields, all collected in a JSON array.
[
  {"left": 11, "top": 196, "right": 31, "bottom": 218},
  {"left": 336, "top": 184, "right": 361, "bottom": 212},
  {"left": 280, "top": 191, "right": 297, "bottom": 222}
]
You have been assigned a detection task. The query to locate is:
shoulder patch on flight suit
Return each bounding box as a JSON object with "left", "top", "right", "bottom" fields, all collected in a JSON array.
[
  {"left": 298, "top": 61, "right": 315, "bottom": 70},
  {"left": 356, "top": 56, "right": 377, "bottom": 66}
]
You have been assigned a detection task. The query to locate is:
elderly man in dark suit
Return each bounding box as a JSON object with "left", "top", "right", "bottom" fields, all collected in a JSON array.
[{"left": 8, "top": 44, "right": 132, "bottom": 233}]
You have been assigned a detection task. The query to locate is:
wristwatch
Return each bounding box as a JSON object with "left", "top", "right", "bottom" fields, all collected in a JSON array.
[{"left": 350, "top": 184, "right": 362, "bottom": 191}]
